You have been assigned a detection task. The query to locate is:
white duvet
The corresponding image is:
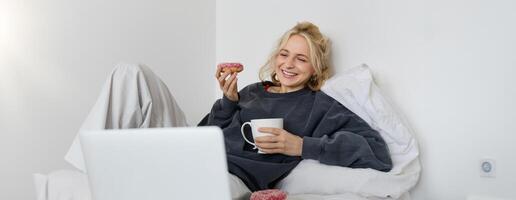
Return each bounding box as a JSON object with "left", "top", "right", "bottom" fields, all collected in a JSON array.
[{"left": 34, "top": 63, "right": 420, "bottom": 200}]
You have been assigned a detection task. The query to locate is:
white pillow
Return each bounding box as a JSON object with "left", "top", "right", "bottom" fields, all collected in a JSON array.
[
  {"left": 322, "top": 64, "right": 419, "bottom": 174},
  {"left": 277, "top": 64, "right": 421, "bottom": 199}
]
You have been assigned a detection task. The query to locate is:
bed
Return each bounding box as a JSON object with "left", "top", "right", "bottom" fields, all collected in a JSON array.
[{"left": 34, "top": 63, "right": 420, "bottom": 200}]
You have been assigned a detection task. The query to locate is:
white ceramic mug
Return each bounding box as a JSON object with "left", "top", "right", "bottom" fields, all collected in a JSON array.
[{"left": 240, "top": 118, "right": 283, "bottom": 153}]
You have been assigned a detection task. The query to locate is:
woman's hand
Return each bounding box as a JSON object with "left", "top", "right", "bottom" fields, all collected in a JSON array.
[
  {"left": 215, "top": 66, "right": 239, "bottom": 102},
  {"left": 254, "top": 128, "right": 303, "bottom": 156}
]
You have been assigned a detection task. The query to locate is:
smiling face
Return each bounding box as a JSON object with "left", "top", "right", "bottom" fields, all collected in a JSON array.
[{"left": 274, "top": 34, "right": 315, "bottom": 92}]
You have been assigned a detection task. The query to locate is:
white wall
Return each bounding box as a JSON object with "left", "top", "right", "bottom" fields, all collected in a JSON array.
[
  {"left": 0, "top": 0, "right": 215, "bottom": 199},
  {"left": 217, "top": 0, "right": 516, "bottom": 199}
]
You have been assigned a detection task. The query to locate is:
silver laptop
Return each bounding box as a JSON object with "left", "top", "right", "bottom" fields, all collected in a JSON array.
[{"left": 79, "top": 127, "right": 231, "bottom": 200}]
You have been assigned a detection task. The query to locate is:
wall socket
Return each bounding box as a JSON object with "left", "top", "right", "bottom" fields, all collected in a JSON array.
[{"left": 479, "top": 158, "right": 496, "bottom": 178}]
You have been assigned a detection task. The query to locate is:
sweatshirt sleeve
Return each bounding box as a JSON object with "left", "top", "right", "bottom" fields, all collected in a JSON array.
[
  {"left": 206, "top": 95, "right": 239, "bottom": 128},
  {"left": 301, "top": 100, "right": 393, "bottom": 172}
]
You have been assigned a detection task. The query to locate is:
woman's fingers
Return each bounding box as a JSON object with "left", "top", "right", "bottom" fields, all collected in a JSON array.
[
  {"left": 254, "top": 129, "right": 303, "bottom": 156},
  {"left": 259, "top": 148, "right": 281, "bottom": 154},
  {"left": 228, "top": 74, "right": 238, "bottom": 93},
  {"left": 255, "top": 136, "right": 282, "bottom": 151},
  {"left": 254, "top": 136, "right": 278, "bottom": 143},
  {"left": 222, "top": 73, "right": 236, "bottom": 92},
  {"left": 256, "top": 142, "right": 284, "bottom": 149},
  {"left": 218, "top": 71, "right": 231, "bottom": 88},
  {"left": 258, "top": 128, "right": 283, "bottom": 136},
  {"left": 216, "top": 72, "right": 238, "bottom": 101}
]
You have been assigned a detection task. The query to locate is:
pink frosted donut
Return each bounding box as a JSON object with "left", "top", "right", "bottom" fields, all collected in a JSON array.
[
  {"left": 250, "top": 189, "right": 287, "bottom": 200},
  {"left": 218, "top": 62, "right": 244, "bottom": 73}
]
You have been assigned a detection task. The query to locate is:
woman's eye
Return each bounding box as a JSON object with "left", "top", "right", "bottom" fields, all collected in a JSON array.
[
  {"left": 279, "top": 53, "right": 288, "bottom": 57},
  {"left": 298, "top": 58, "right": 307, "bottom": 62}
]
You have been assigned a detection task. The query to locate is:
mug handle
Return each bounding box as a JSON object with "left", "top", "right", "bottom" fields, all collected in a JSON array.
[{"left": 240, "top": 122, "right": 257, "bottom": 149}]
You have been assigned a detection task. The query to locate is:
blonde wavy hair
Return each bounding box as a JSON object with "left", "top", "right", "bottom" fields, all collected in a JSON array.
[{"left": 259, "top": 21, "right": 332, "bottom": 91}]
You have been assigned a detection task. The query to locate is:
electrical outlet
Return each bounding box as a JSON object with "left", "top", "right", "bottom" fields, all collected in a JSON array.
[{"left": 479, "top": 159, "right": 496, "bottom": 178}]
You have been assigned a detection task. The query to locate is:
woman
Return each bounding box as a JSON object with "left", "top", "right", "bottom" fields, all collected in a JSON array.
[{"left": 204, "top": 22, "right": 392, "bottom": 194}]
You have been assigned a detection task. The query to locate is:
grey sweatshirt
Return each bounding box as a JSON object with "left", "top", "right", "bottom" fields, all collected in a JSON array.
[{"left": 204, "top": 82, "right": 392, "bottom": 191}]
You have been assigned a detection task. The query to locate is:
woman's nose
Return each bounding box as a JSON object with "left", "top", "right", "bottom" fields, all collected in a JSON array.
[{"left": 284, "top": 58, "right": 295, "bottom": 68}]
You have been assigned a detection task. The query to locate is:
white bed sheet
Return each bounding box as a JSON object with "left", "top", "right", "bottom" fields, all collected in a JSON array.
[
  {"left": 34, "top": 170, "right": 91, "bottom": 200},
  {"left": 288, "top": 193, "right": 411, "bottom": 200},
  {"left": 33, "top": 169, "right": 410, "bottom": 200}
]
